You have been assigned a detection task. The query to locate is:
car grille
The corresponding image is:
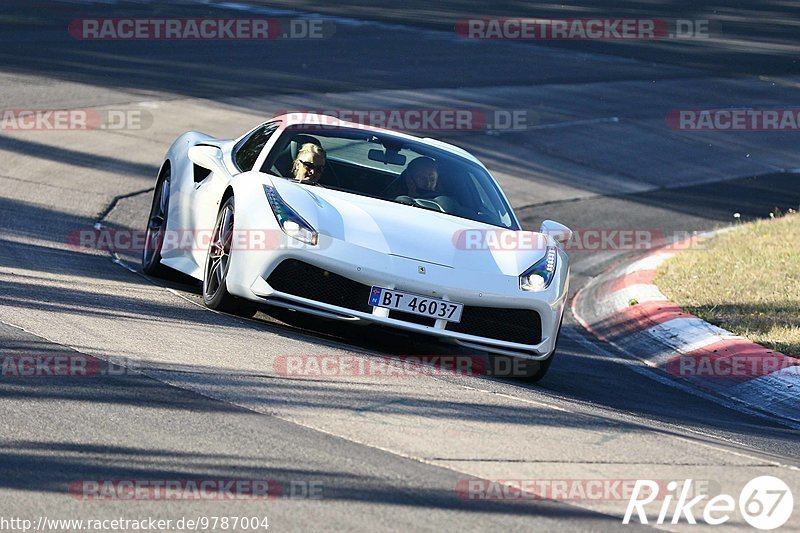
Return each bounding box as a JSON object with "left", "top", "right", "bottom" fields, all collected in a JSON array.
[
  {"left": 448, "top": 307, "right": 542, "bottom": 345},
  {"left": 267, "top": 261, "right": 541, "bottom": 344},
  {"left": 266, "top": 259, "right": 373, "bottom": 313}
]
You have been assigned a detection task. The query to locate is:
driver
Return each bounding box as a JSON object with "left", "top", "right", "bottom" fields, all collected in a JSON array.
[
  {"left": 384, "top": 156, "right": 439, "bottom": 199},
  {"left": 291, "top": 143, "right": 327, "bottom": 185}
]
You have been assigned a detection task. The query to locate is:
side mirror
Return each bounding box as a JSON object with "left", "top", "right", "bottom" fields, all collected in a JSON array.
[
  {"left": 188, "top": 144, "right": 226, "bottom": 175},
  {"left": 540, "top": 220, "right": 573, "bottom": 245}
]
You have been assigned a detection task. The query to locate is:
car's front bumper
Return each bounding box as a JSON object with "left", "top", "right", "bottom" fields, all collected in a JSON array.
[{"left": 238, "top": 251, "right": 566, "bottom": 360}]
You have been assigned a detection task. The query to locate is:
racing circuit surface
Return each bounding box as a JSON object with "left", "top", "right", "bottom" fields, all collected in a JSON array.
[{"left": 1, "top": 1, "right": 800, "bottom": 531}]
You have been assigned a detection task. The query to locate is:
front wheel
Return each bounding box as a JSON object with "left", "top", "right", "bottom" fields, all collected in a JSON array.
[
  {"left": 524, "top": 316, "right": 563, "bottom": 383},
  {"left": 490, "top": 316, "right": 563, "bottom": 384},
  {"left": 202, "top": 196, "right": 257, "bottom": 318}
]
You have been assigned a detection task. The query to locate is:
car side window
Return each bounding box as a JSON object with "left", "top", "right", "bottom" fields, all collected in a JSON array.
[{"left": 233, "top": 123, "right": 278, "bottom": 172}]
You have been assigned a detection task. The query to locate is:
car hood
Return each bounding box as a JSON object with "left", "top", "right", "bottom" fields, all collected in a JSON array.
[{"left": 270, "top": 178, "right": 552, "bottom": 276}]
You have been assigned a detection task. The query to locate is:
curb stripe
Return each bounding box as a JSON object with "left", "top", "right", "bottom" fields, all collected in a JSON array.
[
  {"left": 593, "top": 283, "right": 669, "bottom": 321},
  {"left": 594, "top": 301, "right": 688, "bottom": 341},
  {"left": 600, "top": 269, "right": 657, "bottom": 295},
  {"left": 621, "top": 252, "right": 676, "bottom": 275},
  {"left": 573, "top": 236, "right": 799, "bottom": 426},
  {"left": 646, "top": 317, "right": 734, "bottom": 353},
  {"left": 729, "top": 367, "right": 800, "bottom": 408}
]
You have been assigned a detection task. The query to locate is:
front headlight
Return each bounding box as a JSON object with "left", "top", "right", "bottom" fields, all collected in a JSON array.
[
  {"left": 263, "top": 184, "right": 318, "bottom": 245},
  {"left": 520, "top": 246, "right": 557, "bottom": 291}
]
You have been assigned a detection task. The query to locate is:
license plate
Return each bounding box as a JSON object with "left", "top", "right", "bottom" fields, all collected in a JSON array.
[{"left": 368, "top": 286, "right": 463, "bottom": 323}]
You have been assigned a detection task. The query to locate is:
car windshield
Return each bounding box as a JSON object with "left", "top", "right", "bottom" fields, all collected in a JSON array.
[{"left": 264, "top": 125, "right": 519, "bottom": 230}]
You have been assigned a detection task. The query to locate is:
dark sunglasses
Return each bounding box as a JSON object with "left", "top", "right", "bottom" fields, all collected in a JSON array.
[{"left": 298, "top": 160, "right": 324, "bottom": 172}]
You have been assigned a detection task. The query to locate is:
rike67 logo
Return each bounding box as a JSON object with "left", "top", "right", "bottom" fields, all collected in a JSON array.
[{"left": 624, "top": 477, "right": 793, "bottom": 529}]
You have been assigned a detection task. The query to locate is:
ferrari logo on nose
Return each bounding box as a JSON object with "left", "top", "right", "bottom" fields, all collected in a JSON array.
[{"left": 418, "top": 266, "right": 426, "bottom": 274}]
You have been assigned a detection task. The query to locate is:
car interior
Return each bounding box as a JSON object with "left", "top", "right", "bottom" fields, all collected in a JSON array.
[{"left": 261, "top": 128, "right": 516, "bottom": 229}]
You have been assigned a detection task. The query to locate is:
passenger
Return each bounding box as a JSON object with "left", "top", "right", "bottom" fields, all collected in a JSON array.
[{"left": 291, "top": 143, "right": 327, "bottom": 185}]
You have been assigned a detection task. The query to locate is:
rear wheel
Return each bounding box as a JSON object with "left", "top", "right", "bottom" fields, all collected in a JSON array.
[
  {"left": 202, "top": 196, "right": 257, "bottom": 318},
  {"left": 142, "top": 166, "right": 171, "bottom": 277}
]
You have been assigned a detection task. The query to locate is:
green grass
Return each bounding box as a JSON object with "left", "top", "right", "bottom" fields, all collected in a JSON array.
[{"left": 655, "top": 212, "right": 800, "bottom": 357}]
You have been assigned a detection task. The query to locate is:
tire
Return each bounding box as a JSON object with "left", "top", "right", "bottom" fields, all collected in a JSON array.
[
  {"left": 520, "top": 352, "right": 555, "bottom": 384},
  {"left": 523, "top": 315, "right": 564, "bottom": 383},
  {"left": 489, "top": 315, "right": 563, "bottom": 384},
  {"left": 202, "top": 196, "right": 258, "bottom": 318},
  {"left": 142, "top": 165, "right": 171, "bottom": 277}
]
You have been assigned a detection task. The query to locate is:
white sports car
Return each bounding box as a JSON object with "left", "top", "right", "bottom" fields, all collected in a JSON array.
[{"left": 143, "top": 114, "right": 571, "bottom": 381}]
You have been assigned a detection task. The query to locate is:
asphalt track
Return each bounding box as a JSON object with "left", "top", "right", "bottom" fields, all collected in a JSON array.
[{"left": 1, "top": 1, "right": 800, "bottom": 531}]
